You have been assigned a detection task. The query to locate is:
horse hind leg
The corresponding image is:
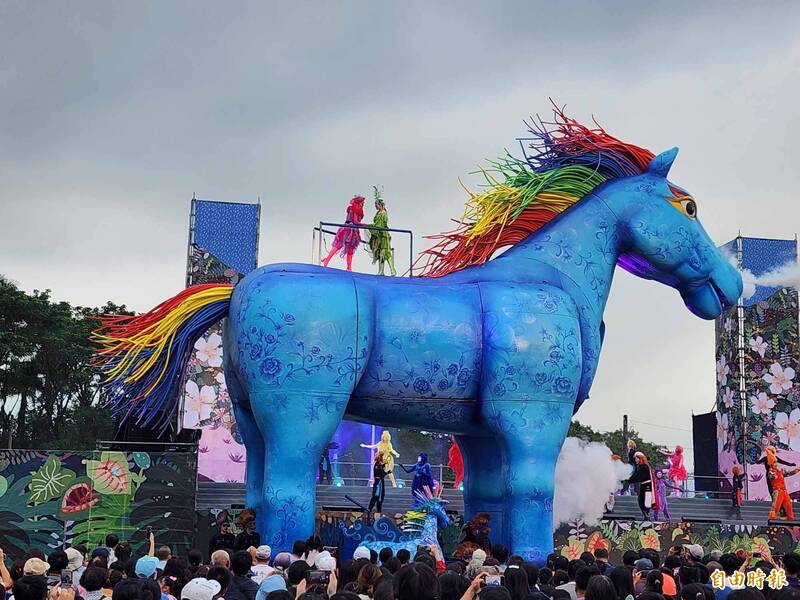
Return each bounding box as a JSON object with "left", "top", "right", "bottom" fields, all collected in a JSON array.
[{"left": 250, "top": 390, "right": 349, "bottom": 548}]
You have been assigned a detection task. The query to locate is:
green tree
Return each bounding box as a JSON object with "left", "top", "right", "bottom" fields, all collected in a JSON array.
[{"left": 0, "top": 275, "right": 125, "bottom": 449}]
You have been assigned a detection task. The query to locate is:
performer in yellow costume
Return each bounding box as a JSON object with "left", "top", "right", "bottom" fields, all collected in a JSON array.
[{"left": 361, "top": 430, "right": 400, "bottom": 487}]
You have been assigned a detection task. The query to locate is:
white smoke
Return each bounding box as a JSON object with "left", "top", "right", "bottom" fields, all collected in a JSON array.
[
  {"left": 552, "top": 437, "right": 633, "bottom": 527},
  {"left": 722, "top": 247, "right": 799, "bottom": 300}
]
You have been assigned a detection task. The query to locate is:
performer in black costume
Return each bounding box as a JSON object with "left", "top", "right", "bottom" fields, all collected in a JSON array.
[
  {"left": 368, "top": 451, "right": 387, "bottom": 514},
  {"left": 318, "top": 442, "right": 339, "bottom": 485},
  {"left": 625, "top": 452, "right": 655, "bottom": 520}
]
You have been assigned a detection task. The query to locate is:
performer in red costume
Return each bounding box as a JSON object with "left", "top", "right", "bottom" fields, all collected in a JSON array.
[
  {"left": 322, "top": 195, "right": 365, "bottom": 271},
  {"left": 658, "top": 445, "right": 688, "bottom": 497},
  {"left": 765, "top": 446, "right": 800, "bottom": 520},
  {"left": 448, "top": 436, "right": 464, "bottom": 489}
]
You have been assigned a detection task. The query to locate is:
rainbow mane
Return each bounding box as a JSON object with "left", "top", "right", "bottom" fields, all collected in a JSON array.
[
  {"left": 419, "top": 104, "right": 655, "bottom": 277},
  {"left": 91, "top": 283, "right": 233, "bottom": 429}
]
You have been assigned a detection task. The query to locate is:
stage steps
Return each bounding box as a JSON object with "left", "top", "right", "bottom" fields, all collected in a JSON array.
[
  {"left": 196, "top": 482, "right": 780, "bottom": 525},
  {"left": 196, "top": 482, "right": 465, "bottom": 514},
  {"left": 607, "top": 495, "right": 774, "bottom": 524}
]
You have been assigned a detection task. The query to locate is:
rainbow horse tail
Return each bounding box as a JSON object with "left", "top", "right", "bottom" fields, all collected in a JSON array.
[{"left": 91, "top": 283, "right": 233, "bottom": 430}]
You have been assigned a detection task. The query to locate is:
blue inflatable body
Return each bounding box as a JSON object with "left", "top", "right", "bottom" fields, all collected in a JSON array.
[
  {"left": 221, "top": 147, "right": 743, "bottom": 562},
  {"left": 93, "top": 110, "right": 743, "bottom": 564}
]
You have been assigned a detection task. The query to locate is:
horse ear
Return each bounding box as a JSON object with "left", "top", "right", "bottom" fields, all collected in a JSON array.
[{"left": 646, "top": 147, "right": 679, "bottom": 177}]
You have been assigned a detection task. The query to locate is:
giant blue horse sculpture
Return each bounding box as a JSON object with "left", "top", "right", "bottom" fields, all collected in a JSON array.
[{"left": 94, "top": 108, "right": 743, "bottom": 563}]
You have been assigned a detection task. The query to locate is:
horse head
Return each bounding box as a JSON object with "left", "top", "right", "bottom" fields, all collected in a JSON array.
[{"left": 605, "top": 148, "right": 743, "bottom": 319}]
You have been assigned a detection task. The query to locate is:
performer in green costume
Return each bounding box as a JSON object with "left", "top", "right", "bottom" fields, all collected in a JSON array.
[{"left": 369, "top": 186, "right": 396, "bottom": 276}]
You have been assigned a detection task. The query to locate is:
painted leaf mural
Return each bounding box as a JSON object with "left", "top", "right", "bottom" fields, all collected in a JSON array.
[
  {"left": 86, "top": 452, "right": 131, "bottom": 495},
  {"left": 28, "top": 455, "right": 75, "bottom": 504},
  {"left": 0, "top": 450, "right": 197, "bottom": 560}
]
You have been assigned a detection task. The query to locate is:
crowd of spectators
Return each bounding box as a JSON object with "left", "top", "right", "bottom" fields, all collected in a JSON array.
[{"left": 4, "top": 535, "right": 800, "bottom": 600}]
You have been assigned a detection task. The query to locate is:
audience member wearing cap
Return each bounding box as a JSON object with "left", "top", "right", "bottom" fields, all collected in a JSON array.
[
  {"left": 352, "top": 547, "right": 370, "bottom": 562},
  {"left": 255, "top": 574, "right": 287, "bottom": 600},
  {"left": 65, "top": 548, "right": 85, "bottom": 590},
  {"left": 634, "top": 558, "right": 654, "bottom": 572},
  {"left": 181, "top": 578, "right": 221, "bottom": 600},
  {"left": 135, "top": 556, "right": 159, "bottom": 579},
  {"left": 251, "top": 546, "right": 274, "bottom": 584},
  {"left": 271, "top": 553, "right": 292, "bottom": 573},
  {"left": 23, "top": 558, "right": 49, "bottom": 577},
  {"left": 315, "top": 551, "right": 335, "bottom": 572}
]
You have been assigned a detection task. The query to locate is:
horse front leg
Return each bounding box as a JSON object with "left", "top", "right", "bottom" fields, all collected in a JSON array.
[
  {"left": 479, "top": 284, "right": 582, "bottom": 564},
  {"left": 482, "top": 397, "right": 573, "bottom": 564}
]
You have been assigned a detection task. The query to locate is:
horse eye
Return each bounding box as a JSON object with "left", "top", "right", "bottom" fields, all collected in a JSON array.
[{"left": 681, "top": 199, "right": 697, "bottom": 218}]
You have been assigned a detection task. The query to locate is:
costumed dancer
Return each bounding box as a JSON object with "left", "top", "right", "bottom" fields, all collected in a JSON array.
[
  {"left": 622, "top": 439, "right": 637, "bottom": 496},
  {"left": 728, "top": 464, "right": 745, "bottom": 520},
  {"left": 652, "top": 469, "right": 682, "bottom": 521},
  {"left": 606, "top": 454, "right": 622, "bottom": 513},
  {"left": 322, "top": 195, "right": 365, "bottom": 271},
  {"left": 368, "top": 451, "right": 387, "bottom": 515},
  {"left": 368, "top": 186, "right": 397, "bottom": 276},
  {"left": 455, "top": 512, "right": 493, "bottom": 558},
  {"left": 360, "top": 430, "right": 400, "bottom": 487},
  {"left": 448, "top": 436, "right": 464, "bottom": 489},
  {"left": 402, "top": 453, "right": 434, "bottom": 504},
  {"left": 658, "top": 445, "right": 688, "bottom": 496},
  {"left": 765, "top": 449, "right": 800, "bottom": 520},
  {"left": 757, "top": 445, "right": 796, "bottom": 502},
  {"left": 318, "top": 441, "right": 338, "bottom": 485},
  {"left": 626, "top": 452, "right": 657, "bottom": 520}
]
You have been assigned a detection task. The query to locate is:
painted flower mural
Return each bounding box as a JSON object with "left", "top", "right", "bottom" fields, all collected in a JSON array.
[
  {"left": 721, "top": 388, "right": 736, "bottom": 410},
  {"left": 751, "top": 392, "right": 775, "bottom": 416},
  {"left": 195, "top": 333, "right": 224, "bottom": 368},
  {"left": 554, "top": 520, "right": 792, "bottom": 566},
  {"left": 183, "top": 324, "right": 246, "bottom": 482},
  {"left": 775, "top": 409, "right": 800, "bottom": 451},
  {"left": 716, "top": 288, "right": 798, "bottom": 501},
  {"left": 750, "top": 336, "right": 768, "bottom": 358},
  {"left": 717, "top": 412, "right": 729, "bottom": 453},
  {"left": 764, "top": 363, "right": 796, "bottom": 395},
  {"left": 717, "top": 356, "right": 730, "bottom": 386}
]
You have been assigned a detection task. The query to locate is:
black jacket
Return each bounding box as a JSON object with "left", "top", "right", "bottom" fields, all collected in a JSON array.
[{"left": 225, "top": 575, "right": 259, "bottom": 600}]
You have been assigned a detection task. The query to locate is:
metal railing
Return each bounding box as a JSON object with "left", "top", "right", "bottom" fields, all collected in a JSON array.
[
  {"left": 321, "top": 460, "right": 457, "bottom": 488},
  {"left": 313, "top": 221, "right": 415, "bottom": 276}
]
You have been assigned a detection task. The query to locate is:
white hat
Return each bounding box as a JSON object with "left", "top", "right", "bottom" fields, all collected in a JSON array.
[
  {"left": 686, "top": 544, "right": 704, "bottom": 560},
  {"left": 353, "top": 546, "right": 371, "bottom": 561},
  {"left": 66, "top": 548, "right": 83, "bottom": 571},
  {"left": 255, "top": 545, "right": 271, "bottom": 560},
  {"left": 315, "top": 551, "right": 335, "bottom": 572},
  {"left": 181, "top": 578, "right": 222, "bottom": 600}
]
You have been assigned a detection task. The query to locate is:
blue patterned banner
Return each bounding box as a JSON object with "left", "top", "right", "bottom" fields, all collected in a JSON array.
[{"left": 193, "top": 200, "right": 260, "bottom": 275}]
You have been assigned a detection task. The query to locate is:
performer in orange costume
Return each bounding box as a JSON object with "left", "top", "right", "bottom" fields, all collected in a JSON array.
[{"left": 766, "top": 447, "right": 800, "bottom": 520}]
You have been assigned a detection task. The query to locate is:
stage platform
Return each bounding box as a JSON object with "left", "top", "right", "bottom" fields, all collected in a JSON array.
[
  {"left": 197, "top": 482, "right": 795, "bottom": 526},
  {"left": 196, "top": 481, "right": 466, "bottom": 514}
]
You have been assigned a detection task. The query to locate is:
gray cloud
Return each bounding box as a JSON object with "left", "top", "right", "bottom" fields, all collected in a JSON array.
[{"left": 2, "top": 1, "right": 799, "bottom": 459}]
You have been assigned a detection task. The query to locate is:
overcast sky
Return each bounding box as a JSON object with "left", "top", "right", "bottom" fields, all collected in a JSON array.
[{"left": 2, "top": 1, "right": 799, "bottom": 462}]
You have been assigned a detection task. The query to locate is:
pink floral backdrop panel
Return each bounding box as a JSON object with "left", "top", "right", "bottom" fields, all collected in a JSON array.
[
  {"left": 716, "top": 288, "right": 799, "bottom": 500},
  {"left": 181, "top": 323, "right": 247, "bottom": 483}
]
